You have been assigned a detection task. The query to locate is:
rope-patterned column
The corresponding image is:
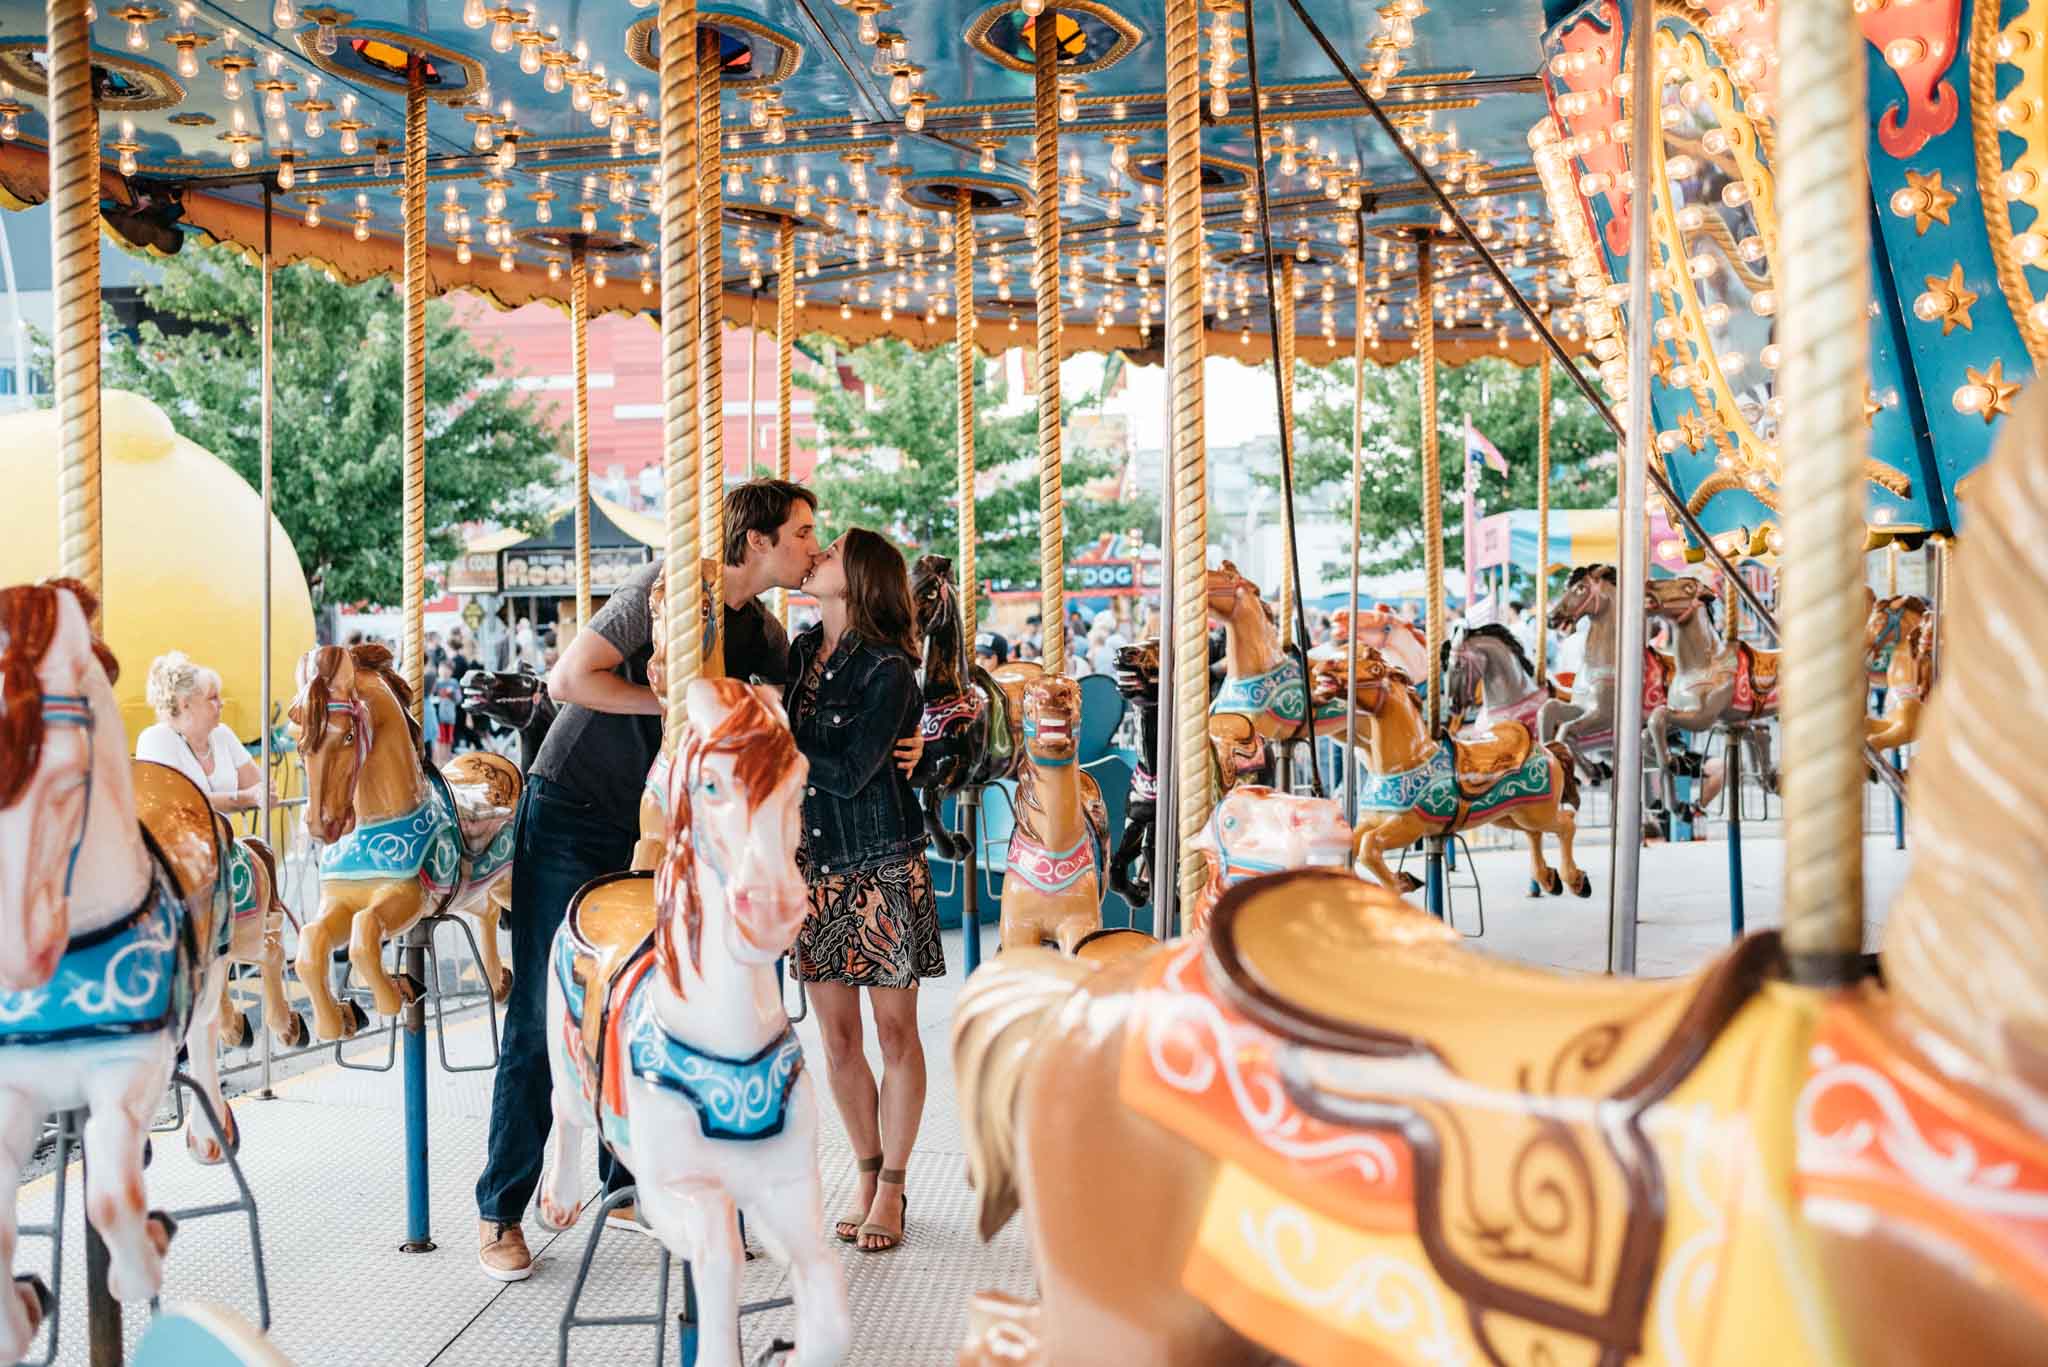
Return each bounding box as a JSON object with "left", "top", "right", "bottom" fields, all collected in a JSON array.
[
  {"left": 696, "top": 28, "right": 725, "bottom": 677},
  {"left": 1032, "top": 9, "right": 1066, "bottom": 673},
  {"left": 1725, "top": 571, "right": 1739, "bottom": 644},
  {"left": 49, "top": 0, "right": 100, "bottom": 613},
  {"left": 401, "top": 60, "right": 428, "bottom": 723},
  {"left": 571, "top": 239, "right": 593, "bottom": 630},
  {"left": 955, "top": 190, "right": 979, "bottom": 651},
  {"left": 775, "top": 219, "right": 795, "bottom": 625},
  {"left": 1417, "top": 239, "right": 1445, "bottom": 738},
  {"left": 1534, "top": 354, "right": 1552, "bottom": 688},
  {"left": 1777, "top": 0, "right": 1869, "bottom": 981},
  {"left": 1343, "top": 247, "right": 1368, "bottom": 820},
  {"left": 1276, "top": 257, "right": 1300, "bottom": 636},
  {"left": 660, "top": 0, "right": 703, "bottom": 734},
  {"left": 1164, "top": 0, "right": 1211, "bottom": 910}
]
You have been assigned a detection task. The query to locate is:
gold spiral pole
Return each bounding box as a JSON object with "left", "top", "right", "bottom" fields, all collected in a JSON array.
[
  {"left": 775, "top": 218, "right": 796, "bottom": 625},
  {"left": 1032, "top": 10, "right": 1066, "bottom": 673},
  {"left": 1417, "top": 239, "right": 1444, "bottom": 738},
  {"left": 1534, "top": 353, "right": 1552, "bottom": 688},
  {"left": 1885, "top": 542, "right": 1897, "bottom": 597},
  {"left": 696, "top": 28, "right": 725, "bottom": 678},
  {"left": 1276, "top": 256, "right": 1300, "bottom": 635},
  {"left": 49, "top": 0, "right": 100, "bottom": 615},
  {"left": 956, "top": 190, "right": 980, "bottom": 652},
  {"left": 1343, "top": 245, "right": 1367, "bottom": 820},
  {"left": 401, "top": 59, "right": 428, "bottom": 724},
  {"left": 1725, "top": 570, "right": 1738, "bottom": 644},
  {"left": 1777, "top": 0, "right": 1869, "bottom": 982},
  {"left": 571, "top": 239, "right": 593, "bottom": 631},
  {"left": 1164, "top": 0, "right": 1210, "bottom": 912},
  {"left": 660, "top": 0, "right": 703, "bottom": 734}
]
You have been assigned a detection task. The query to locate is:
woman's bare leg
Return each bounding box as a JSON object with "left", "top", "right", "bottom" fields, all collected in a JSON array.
[
  {"left": 861, "top": 983, "right": 925, "bottom": 1247},
  {"left": 808, "top": 981, "right": 880, "bottom": 1236}
]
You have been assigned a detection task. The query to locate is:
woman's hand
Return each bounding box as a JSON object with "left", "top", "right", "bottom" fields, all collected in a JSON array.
[{"left": 894, "top": 732, "right": 925, "bottom": 776}]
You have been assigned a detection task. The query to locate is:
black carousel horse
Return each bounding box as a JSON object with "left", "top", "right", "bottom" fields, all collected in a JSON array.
[
  {"left": 1107, "top": 639, "right": 1163, "bottom": 908},
  {"left": 908, "top": 555, "right": 1016, "bottom": 858},
  {"left": 460, "top": 668, "right": 556, "bottom": 775}
]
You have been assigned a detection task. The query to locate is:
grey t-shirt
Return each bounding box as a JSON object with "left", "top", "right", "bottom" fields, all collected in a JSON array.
[{"left": 529, "top": 558, "right": 790, "bottom": 831}]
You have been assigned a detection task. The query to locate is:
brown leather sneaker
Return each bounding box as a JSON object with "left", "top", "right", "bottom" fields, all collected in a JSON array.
[{"left": 477, "top": 1219, "right": 532, "bottom": 1282}]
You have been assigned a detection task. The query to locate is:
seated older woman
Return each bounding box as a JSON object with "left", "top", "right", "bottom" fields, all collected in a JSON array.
[{"left": 135, "top": 650, "right": 269, "bottom": 813}]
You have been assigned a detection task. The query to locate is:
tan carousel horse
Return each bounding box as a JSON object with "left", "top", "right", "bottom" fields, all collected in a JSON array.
[
  {"left": 951, "top": 384, "right": 2048, "bottom": 1367},
  {"left": 999, "top": 675, "right": 1108, "bottom": 955},
  {"left": 1644, "top": 575, "right": 1781, "bottom": 815},
  {"left": 1865, "top": 593, "right": 1933, "bottom": 751},
  {"left": 1310, "top": 649, "right": 1591, "bottom": 900},
  {"left": 210, "top": 821, "right": 305, "bottom": 1052},
  {"left": 288, "top": 644, "right": 519, "bottom": 1041}
]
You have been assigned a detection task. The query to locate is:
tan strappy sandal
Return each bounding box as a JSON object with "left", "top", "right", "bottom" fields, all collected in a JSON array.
[
  {"left": 835, "top": 1155, "right": 882, "bottom": 1243},
  {"left": 858, "top": 1167, "right": 908, "bottom": 1253}
]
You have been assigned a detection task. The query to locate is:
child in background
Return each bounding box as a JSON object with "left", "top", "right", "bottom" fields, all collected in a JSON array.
[{"left": 431, "top": 659, "right": 460, "bottom": 763}]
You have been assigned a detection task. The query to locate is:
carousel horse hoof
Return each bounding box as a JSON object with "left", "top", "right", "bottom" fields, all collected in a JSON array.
[
  {"left": 223, "top": 1008, "right": 252, "bottom": 1049},
  {"left": 752, "top": 1339, "right": 797, "bottom": 1367},
  {"left": 493, "top": 965, "right": 513, "bottom": 1003},
  {"left": 394, "top": 971, "right": 426, "bottom": 1007},
  {"left": 142, "top": 1137, "right": 153, "bottom": 1169},
  {"left": 13, "top": 1274, "right": 50, "bottom": 1331},
  {"left": 1527, "top": 878, "right": 1545, "bottom": 897},
  {"left": 340, "top": 999, "right": 370, "bottom": 1036},
  {"left": 146, "top": 1211, "right": 179, "bottom": 1257},
  {"left": 1571, "top": 871, "right": 1594, "bottom": 898},
  {"left": 1540, "top": 869, "right": 1563, "bottom": 896},
  {"left": 281, "top": 1011, "right": 308, "bottom": 1049},
  {"left": 1395, "top": 871, "right": 1423, "bottom": 895}
]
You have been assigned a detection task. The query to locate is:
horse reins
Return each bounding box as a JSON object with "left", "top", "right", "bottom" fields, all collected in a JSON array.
[{"left": 40, "top": 692, "right": 95, "bottom": 897}]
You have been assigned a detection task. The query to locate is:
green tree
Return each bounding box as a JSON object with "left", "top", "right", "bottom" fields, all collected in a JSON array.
[
  {"left": 801, "top": 337, "right": 1157, "bottom": 600},
  {"left": 1288, "top": 356, "right": 1617, "bottom": 593},
  {"left": 93, "top": 242, "right": 559, "bottom": 609}
]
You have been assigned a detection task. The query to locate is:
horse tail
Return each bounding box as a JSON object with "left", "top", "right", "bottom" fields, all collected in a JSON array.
[
  {"left": 1108, "top": 798, "right": 1154, "bottom": 907},
  {"left": 951, "top": 949, "right": 1097, "bottom": 1240},
  {"left": 1545, "top": 740, "right": 1582, "bottom": 812},
  {"left": 923, "top": 784, "right": 970, "bottom": 861}
]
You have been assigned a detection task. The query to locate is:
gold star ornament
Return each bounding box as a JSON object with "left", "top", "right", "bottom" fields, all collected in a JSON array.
[
  {"left": 1917, "top": 263, "right": 1977, "bottom": 335},
  {"left": 1890, "top": 169, "right": 1956, "bottom": 235},
  {"left": 1958, "top": 360, "right": 2021, "bottom": 424}
]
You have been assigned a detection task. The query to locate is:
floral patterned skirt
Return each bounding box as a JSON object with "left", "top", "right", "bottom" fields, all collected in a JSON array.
[{"left": 793, "top": 851, "right": 945, "bottom": 988}]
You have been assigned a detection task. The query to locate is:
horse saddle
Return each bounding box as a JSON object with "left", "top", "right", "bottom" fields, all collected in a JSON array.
[
  {"left": 1740, "top": 641, "right": 1781, "bottom": 702},
  {"left": 436, "top": 765, "right": 518, "bottom": 861},
  {"left": 561, "top": 871, "right": 657, "bottom": 1067},
  {"left": 1205, "top": 870, "right": 1781, "bottom": 1360},
  {"left": 1452, "top": 720, "right": 1535, "bottom": 796}
]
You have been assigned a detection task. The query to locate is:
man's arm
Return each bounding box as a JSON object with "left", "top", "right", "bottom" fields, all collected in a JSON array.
[{"left": 547, "top": 628, "right": 662, "bottom": 715}]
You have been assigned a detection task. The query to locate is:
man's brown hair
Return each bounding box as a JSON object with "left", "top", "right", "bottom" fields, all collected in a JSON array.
[{"left": 723, "top": 479, "right": 818, "bottom": 566}]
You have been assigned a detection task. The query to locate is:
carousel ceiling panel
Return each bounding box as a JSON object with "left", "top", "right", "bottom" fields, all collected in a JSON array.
[{"left": 0, "top": 0, "right": 1583, "bottom": 359}]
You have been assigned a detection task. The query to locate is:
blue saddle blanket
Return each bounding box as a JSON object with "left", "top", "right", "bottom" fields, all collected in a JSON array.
[{"left": 0, "top": 858, "right": 194, "bottom": 1047}]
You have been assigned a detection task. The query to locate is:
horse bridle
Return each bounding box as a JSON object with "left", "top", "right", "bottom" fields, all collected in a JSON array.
[
  {"left": 40, "top": 692, "right": 95, "bottom": 897},
  {"left": 320, "top": 696, "right": 373, "bottom": 834},
  {"left": 1869, "top": 604, "right": 1905, "bottom": 662}
]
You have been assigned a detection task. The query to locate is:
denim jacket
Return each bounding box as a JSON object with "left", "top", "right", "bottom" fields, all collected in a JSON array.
[{"left": 785, "top": 626, "right": 925, "bottom": 873}]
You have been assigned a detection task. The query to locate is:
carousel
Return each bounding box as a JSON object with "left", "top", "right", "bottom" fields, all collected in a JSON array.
[{"left": 2, "top": 0, "right": 2045, "bottom": 1363}]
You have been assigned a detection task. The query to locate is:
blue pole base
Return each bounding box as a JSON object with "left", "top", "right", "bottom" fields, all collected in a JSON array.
[
  {"left": 1891, "top": 750, "right": 1907, "bottom": 851},
  {"left": 400, "top": 937, "right": 434, "bottom": 1253},
  {"left": 959, "top": 791, "right": 982, "bottom": 976},
  {"left": 1425, "top": 844, "right": 1447, "bottom": 922},
  {"left": 1726, "top": 815, "right": 1745, "bottom": 939}
]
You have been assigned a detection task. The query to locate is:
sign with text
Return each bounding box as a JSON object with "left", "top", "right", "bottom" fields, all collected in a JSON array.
[{"left": 499, "top": 545, "right": 652, "bottom": 595}]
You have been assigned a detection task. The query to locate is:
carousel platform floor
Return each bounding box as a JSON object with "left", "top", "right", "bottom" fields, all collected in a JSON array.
[{"left": 12, "top": 831, "right": 1914, "bottom": 1365}]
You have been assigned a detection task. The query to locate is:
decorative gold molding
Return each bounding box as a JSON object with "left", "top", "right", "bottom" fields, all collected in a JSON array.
[
  {"left": 1971, "top": 0, "right": 2048, "bottom": 370},
  {"left": 292, "top": 25, "right": 485, "bottom": 103},
  {"left": 0, "top": 41, "right": 185, "bottom": 113}
]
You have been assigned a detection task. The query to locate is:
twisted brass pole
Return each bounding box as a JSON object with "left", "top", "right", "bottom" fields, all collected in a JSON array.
[
  {"left": 1163, "top": 0, "right": 1210, "bottom": 915},
  {"left": 571, "top": 238, "right": 593, "bottom": 630},
  {"left": 1534, "top": 353, "right": 1551, "bottom": 688},
  {"left": 660, "top": 0, "right": 704, "bottom": 732},
  {"left": 955, "top": 190, "right": 979, "bottom": 652},
  {"left": 401, "top": 59, "right": 428, "bottom": 724},
  {"left": 1032, "top": 9, "right": 1065, "bottom": 673},
  {"left": 1418, "top": 239, "right": 1444, "bottom": 739},
  {"left": 1778, "top": 0, "right": 1869, "bottom": 982},
  {"left": 1725, "top": 570, "right": 1739, "bottom": 644},
  {"left": 49, "top": 0, "right": 100, "bottom": 615},
  {"left": 697, "top": 28, "right": 725, "bottom": 677},
  {"left": 1276, "top": 256, "right": 1300, "bottom": 636},
  {"left": 1343, "top": 245, "right": 1366, "bottom": 821},
  {"left": 775, "top": 218, "right": 795, "bottom": 625}
]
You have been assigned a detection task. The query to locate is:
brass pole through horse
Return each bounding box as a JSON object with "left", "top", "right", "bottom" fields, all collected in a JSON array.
[
  {"left": 1162, "top": 0, "right": 1209, "bottom": 920},
  {"left": 660, "top": 0, "right": 704, "bottom": 733},
  {"left": 571, "top": 238, "right": 593, "bottom": 631},
  {"left": 260, "top": 184, "right": 276, "bottom": 1095},
  {"left": 956, "top": 190, "right": 979, "bottom": 655},
  {"left": 1534, "top": 354, "right": 1551, "bottom": 689},
  {"left": 775, "top": 219, "right": 796, "bottom": 626},
  {"left": 1417, "top": 238, "right": 1443, "bottom": 741},
  {"left": 1778, "top": 0, "right": 1871, "bottom": 984},
  {"left": 697, "top": 27, "right": 726, "bottom": 679},
  {"left": 401, "top": 57, "right": 428, "bottom": 727},
  {"left": 1345, "top": 231, "right": 1367, "bottom": 822},
  {"left": 1032, "top": 7, "right": 1066, "bottom": 675},
  {"left": 49, "top": 0, "right": 100, "bottom": 617},
  {"left": 1276, "top": 257, "right": 1300, "bottom": 639}
]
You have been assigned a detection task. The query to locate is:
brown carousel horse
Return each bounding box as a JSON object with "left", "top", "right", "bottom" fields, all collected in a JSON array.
[
  {"left": 998, "top": 675, "right": 1108, "bottom": 956},
  {"left": 909, "top": 555, "right": 1016, "bottom": 859},
  {"left": 1644, "top": 575, "right": 1781, "bottom": 815},
  {"left": 952, "top": 384, "right": 2048, "bottom": 1367},
  {"left": 1865, "top": 593, "right": 1933, "bottom": 751},
  {"left": 1539, "top": 563, "right": 1679, "bottom": 781},
  {"left": 1311, "top": 648, "right": 1591, "bottom": 900}
]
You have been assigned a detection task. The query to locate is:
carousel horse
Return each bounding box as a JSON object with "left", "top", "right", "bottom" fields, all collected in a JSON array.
[
  {"left": 1865, "top": 593, "right": 1933, "bottom": 751},
  {"left": 999, "top": 676, "right": 1109, "bottom": 955},
  {"left": 288, "top": 643, "right": 520, "bottom": 1041},
  {"left": 951, "top": 383, "right": 2048, "bottom": 1367},
  {"left": 908, "top": 555, "right": 1016, "bottom": 859},
  {"left": 1324, "top": 603, "right": 1430, "bottom": 680},
  {"left": 1441, "top": 622, "right": 1555, "bottom": 734},
  {"left": 1539, "top": 563, "right": 1677, "bottom": 780},
  {"left": 1312, "top": 648, "right": 1591, "bottom": 899},
  {"left": 460, "top": 667, "right": 555, "bottom": 774},
  {"left": 1183, "top": 784, "right": 1351, "bottom": 934},
  {"left": 1206, "top": 713, "right": 1272, "bottom": 795},
  {"left": 0, "top": 581, "right": 235, "bottom": 1359},
  {"left": 1106, "top": 639, "right": 1161, "bottom": 908},
  {"left": 1206, "top": 563, "right": 1317, "bottom": 749},
  {"left": 538, "top": 678, "right": 849, "bottom": 1367},
  {"left": 1644, "top": 575, "right": 1780, "bottom": 816},
  {"left": 209, "top": 820, "right": 305, "bottom": 1052}
]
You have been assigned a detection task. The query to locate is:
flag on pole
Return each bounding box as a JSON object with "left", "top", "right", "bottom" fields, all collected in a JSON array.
[{"left": 1466, "top": 419, "right": 1509, "bottom": 478}]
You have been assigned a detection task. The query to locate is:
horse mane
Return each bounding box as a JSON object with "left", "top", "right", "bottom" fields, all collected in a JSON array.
[
  {"left": 654, "top": 679, "right": 800, "bottom": 995},
  {"left": 0, "top": 578, "right": 118, "bottom": 811},
  {"left": 1884, "top": 382, "right": 2048, "bottom": 1097},
  {"left": 299, "top": 643, "right": 423, "bottom": 753},
  {"left": 1441, "top": 623, "right": 1534, "bottom": 680},
  {"left": 913, "top": 554, "right": 965, "bottom": 698},
  {"left": 1564, "top": 564, "right": 1618, "bottom": 590}
]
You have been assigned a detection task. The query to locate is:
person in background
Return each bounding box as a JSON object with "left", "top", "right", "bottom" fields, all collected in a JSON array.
[
  {"left": 425, "top": 630, "right": 447, "bottom": 672},
  {"left": 789, "top": 529, "right": 941, "bottom": 1254},
  {"left": 431, "top": 659, "right": 461, "bottom": 764},
  {"left": 136, "top": 651, "right": 273, "bottom": 814},
  {"left": 973, "top": 630, "right": 1009, "bottom": 673},
  {"left": 1505, "top": 600, "right": 1539, "bottom": 658},
  {"left": 1016, "top": 614, "right": 1043, "bottom": 661},
  {"left": 448, "top": 630, "right": 479, "bottom": 752}
]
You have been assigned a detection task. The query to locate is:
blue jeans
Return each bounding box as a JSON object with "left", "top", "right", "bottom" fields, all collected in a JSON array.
[{"left": 475, "top": 776, "right": 636, "bottom": 1223}]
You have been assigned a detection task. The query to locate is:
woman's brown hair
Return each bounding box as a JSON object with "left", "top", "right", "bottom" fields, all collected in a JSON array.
[{"left": 839, "top": 528, "right": 920, "bottom": 660}]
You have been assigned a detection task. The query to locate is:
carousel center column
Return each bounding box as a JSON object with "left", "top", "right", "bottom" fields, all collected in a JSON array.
[
  {"left": 1032, "top": 5, "right": 1066, "bottom": 674},
  {"left": 660, "top": 0, "right": 705, "bottom": 722},
  {"left": 49, "top": 0, "right": 100, "bottom": 610}
]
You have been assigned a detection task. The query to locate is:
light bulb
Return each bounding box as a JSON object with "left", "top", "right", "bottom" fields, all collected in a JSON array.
[
  {"left": 374, "top": 141, "right": 391, "bottom": 177},
  {"left": 231, "top": 143, "right": 251, "bottom": 169},
  {"left": 500, "top": 249, "right": 515, "bottom": 272},
  {"left": 277, "top": 152, "right": 295, "bottom": 187},
  {"left": 175, "top": 42, "right": 198, "bottom": 77},
  {"left": 858, "top": 10, "right": 879, "bottom": 44},
  {"left": 224, "top": 68, "right": 242, "bottom": 99},
  {"left": 273, "top": 0, "right": 294, "bottom": 27},
  {"left": 889, "top": 71, "right": 911, "bottom": 105},
  {"left": 317, "top": 22, "right": 338, "bottom": 55},
  {"left": 593, "top": 263, "right": 608, "bottom": 288},
  {"left": 544, "top": 62, "right": 564, "bottom": 93},
  {"left": 1021, "top": 0, "right": 1044, "bottom": 14},
  {"left": 980, "top": 143, "right": 997, "bottom": 172},
  {"left": 1210, "top": 86, "right": 1228, "bottom": 117},
  {"left": 126, "top": 18, "right": 148, "bottom": 50},
  {"left": 492, "top": 19, "right": 513, "bottom": 52},
  {"left": 534, "top": 197, "right": 551, "bottom": 223},
  {"left": 1059, "top": 88, "right": 1079, "bottom": 121},
  {"left": 463, "top": 0, "right": 487, "bottom": 28},
  {"left": 304, "top": 202, "right": 320, "bottom": 227},
  {"left": 520, "top": 40, "right": 541, "bottom": 75},
  {"left": 582, "top": 208, "right": 597, "bottom": 232},
  {"left": 305, "top": 108, "right": 324, "bottom": 138},
  {"left": 905, "top": 99, "right": 925, "bottom": 132},
  {"left": 642, "top": 274, "right": 654, "bottom": 296},
  {"left": 457, "top": 240, "right": 472, "bottom": 265}
]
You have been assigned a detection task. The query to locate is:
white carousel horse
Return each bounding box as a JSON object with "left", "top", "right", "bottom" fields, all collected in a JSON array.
[
  {"left": 1185, "top": 785, "right": 1352, "bottom": 934},
  {"left": 0, "top": 580, "right": 237, "bottom": 1359},
  {"left": 538, "top": 678, "right": 849, "bottom": 1367},
  {"left": 1441, "top": 623, "right": 1556, "bottom": 735},
  {"left": 1644, "top": 576, "right": 1780, "bottom": 815}
]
